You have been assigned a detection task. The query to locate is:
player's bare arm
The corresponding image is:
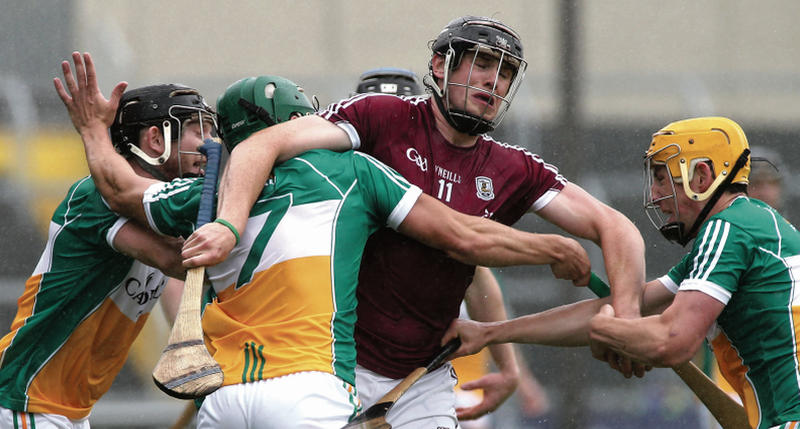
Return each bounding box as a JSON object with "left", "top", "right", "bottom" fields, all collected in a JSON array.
[
  {"left": 444, "top": 279, "right": 675, "bottom": 356},
  {"left": 113, "top": 221, "right": 185, "bottom": 279},
  {"left": 537, "top": 182, "right": 646, "bottom": 317},
  {"left": 459, "top": 268, "right": 519, "bottom": 420},
  {"left": 589, "top": 290, "right": 723, "bottom": 367},
  {"left": 398, "top": 192, "right": 591, "bottom": 276},
  {"left": 184, "top": 115, "right": 353, "bottom": 268},
  {"left": 54, "top": 51, "right": 158, "bottom": 224}
]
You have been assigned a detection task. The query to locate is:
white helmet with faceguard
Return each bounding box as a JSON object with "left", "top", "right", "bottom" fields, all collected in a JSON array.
[
  {"left": 424, "top": 15, "right": 527, "bottom": 135},
  {"left": 644, "top": 116, "right": 751, "bottom": 246},
  {"left": 111, "top": 84, "right": 217, "bottom": 179}
]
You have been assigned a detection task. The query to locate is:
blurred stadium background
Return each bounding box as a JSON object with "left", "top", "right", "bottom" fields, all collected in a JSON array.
[{"left": 1, "top": 1, "right": 798, "bottom": 427}]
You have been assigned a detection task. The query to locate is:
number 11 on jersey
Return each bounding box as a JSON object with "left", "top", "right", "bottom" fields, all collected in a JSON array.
[{"left": 437, "top": 179, "right": 453, "bottom": 202}]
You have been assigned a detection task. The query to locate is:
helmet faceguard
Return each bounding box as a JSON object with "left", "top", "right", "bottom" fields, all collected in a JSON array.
[
  {"left": 355, "top": 67, "right": 422, "bottom": 96},
  {"left": 111, "top": 84, "right": 217, "bottom": 178},
  {"left": 644, "top": 117, "right": 751, "bottom": 245},
  {"left": 216, "top": 75, "right": 315, "bottom": 153},
  {"left": 425, "top": 16, "right": 527, "bottom": 135}
]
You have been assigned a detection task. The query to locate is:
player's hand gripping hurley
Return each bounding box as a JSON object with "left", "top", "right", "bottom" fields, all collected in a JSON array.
[
  {"left": 152, "top": 140, "right": 224, "bottom": 399},
  {"left": 341, "top": 338, "right": 462, "bottom": 429},
  {"left": 588, "top": 274, "right": 749, "bottom": 429}
]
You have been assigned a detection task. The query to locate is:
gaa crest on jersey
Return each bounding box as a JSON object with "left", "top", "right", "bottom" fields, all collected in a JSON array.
[
  {"left": 406, "top": 147, "right": 428, "bottom": 172},
  {"left": 475, "top": 176, "right": 495, "bottom": 201}
]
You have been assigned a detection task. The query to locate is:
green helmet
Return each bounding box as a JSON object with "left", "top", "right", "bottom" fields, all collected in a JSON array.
[{"left": 216, "top": 75, "right": 315, "bottom": 152}]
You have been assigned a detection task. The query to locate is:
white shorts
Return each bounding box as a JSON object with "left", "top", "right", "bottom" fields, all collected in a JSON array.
[
  {"left": 0, "top": 407, "right": 90, "bottom": 429},
  {"left": 356, "top": 362, "right": 459, "bottom": 429},
  {"left": 197, "top": 371, "right": 361, "bottom": 429}
]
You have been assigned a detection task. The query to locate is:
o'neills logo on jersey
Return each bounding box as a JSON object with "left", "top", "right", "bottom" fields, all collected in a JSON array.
[
  {"left": 406, "top": 148, "right": 428, "bottom": 172},
  {"left": 475, "top": 176, "right": 495, "bottom": 201}
]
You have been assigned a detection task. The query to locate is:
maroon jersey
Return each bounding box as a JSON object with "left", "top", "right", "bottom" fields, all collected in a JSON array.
[{"left": 319, "top": 94, "right": 567, "bottom": 378}]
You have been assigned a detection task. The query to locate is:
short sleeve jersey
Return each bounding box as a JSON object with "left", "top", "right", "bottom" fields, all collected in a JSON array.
[
  {"left": 143, "top": 149, "right": 421, "bottom": 386},
  {"left": 319, "top": 94, "right": 567, "bottom": 377},
  {"left": 0, "top": 177, "right": 166, "bottom": 419},
  {"left": 663, "top": 197, "right": 800, "bottom": 428}
]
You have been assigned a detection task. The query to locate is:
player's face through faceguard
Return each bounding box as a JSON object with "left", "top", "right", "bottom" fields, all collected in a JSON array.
[
  {"left": 176, "top": 113, "right": 217, "bottom": 178},
  {"left": 169, "top": 107, "right": 217, "bottom": 179},
  {"left": 439, "top": 41, "right": 526, "bottom": 134},
  {"left": 644, "top": 153, "right": 687, "bottom": 244}
]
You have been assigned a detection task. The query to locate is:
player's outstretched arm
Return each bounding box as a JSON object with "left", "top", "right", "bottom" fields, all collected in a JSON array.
[
  {"left": 398, "top": 193, "right": 591, "bottom": 282},
  {"left": 443, "top": 279, "right": 675, "bottom": 356},
  {"left": 443, "top": 297, "right": 609, "bottom": 359},
  {"left": 589, "top": 290, "right": 723, "bottom": 368},
  {"left": 54, "top": 51, "right": 156, "bottom": 224}
]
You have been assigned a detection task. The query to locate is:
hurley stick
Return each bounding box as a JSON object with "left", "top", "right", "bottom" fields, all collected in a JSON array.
[
  {"left": 588, "top": 273, "right": 749, "bottom": 429},
  {"left": 341, "top": 338, "right": 462, "bottom": 429},
  {"left": 152, "top": 139, "right": 224, "bottom": 399}
]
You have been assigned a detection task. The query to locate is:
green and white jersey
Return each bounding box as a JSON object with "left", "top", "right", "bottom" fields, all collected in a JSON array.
[
  {"left": 662, "top": 196, "right": 800, "bottom": 428},
  {"left": 0, "top": 177, "right": 167, "bottom": 419},
  {"left": 143, "top": 149, "right": 421, "bottom": 387}
]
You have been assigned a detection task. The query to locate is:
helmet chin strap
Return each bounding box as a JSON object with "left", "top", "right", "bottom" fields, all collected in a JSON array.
[
  {"left": 133, "top": 157, "right": 168, "bottom": 181},
  {"left": 660, "top": 148, "right": 751, "bottom": 246}
]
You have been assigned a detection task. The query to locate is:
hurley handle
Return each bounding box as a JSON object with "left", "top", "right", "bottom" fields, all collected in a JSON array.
[
  {"left": 196, "top": 139, "right": 222, "bottom": 226},
  {"left": 588, "top": 272, "right": 611, "bottom": 298}
]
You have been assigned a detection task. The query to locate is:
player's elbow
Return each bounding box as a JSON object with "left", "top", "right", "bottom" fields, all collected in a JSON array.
[
  {"left": 650, "top": 333, "right": 699, "bottom": 367},
  {"left": 153, "top": 247, "right": 186, "bottom": 279},
  {"left": 105, "top": 194, "right": 141, "bottom": 218},
  {"left": 652, "top": 345, "right": 693, "bottom": 367}
]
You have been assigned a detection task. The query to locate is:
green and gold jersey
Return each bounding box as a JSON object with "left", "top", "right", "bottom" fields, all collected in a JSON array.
[
  {"left": 143, "top": 150, "right": 421, "bottom": 387},
  {"left": 0, "top": 177, "right": 167, "bottom": 419},
  {"left": 663, "top": 196, "right": 800, "bottom": 428}
]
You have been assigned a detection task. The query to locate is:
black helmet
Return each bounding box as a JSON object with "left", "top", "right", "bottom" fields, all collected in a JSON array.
[
  {"left": 424, "top": 16, "right": 527, "bottom": 135},
  {"left": 111, "top": 84, "right": 216, "bottom": 166},
  {"left": 354, "top": 67, "right": 422, "bottom": 96}
]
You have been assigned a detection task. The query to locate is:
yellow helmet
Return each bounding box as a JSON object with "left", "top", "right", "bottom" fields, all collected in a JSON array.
[{"left": 645, "top": 116, "right": 750, "bottom": 201}]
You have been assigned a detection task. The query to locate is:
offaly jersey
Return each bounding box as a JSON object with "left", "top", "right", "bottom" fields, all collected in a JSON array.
[
  {"left": 143, "top": 150, "right": 421, "bottom": 387},
  {"left": 0, "top": 177, "right": 166, "bottom": 419},
  {"left": 319, "top": 94, "right": 567, "bottom": 377},
  {"left": 661, "top": 197, "right": 800, "bottom": 428}
]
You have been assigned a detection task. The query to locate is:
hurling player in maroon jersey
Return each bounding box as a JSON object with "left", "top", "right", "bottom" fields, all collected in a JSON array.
[
  {"left": 351, "top": 67, "right": 552, "bottom": 428},
  {"left": 187, "top": 16, "right": 646, "bottom": 428}
]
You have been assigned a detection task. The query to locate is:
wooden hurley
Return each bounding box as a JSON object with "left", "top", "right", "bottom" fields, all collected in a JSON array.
[{"left": 152, "top": 139, "right": 224, "bottom": 399}]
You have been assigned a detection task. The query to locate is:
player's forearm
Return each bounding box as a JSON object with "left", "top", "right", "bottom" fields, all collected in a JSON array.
[
  {"left": 452, "top": 216, "right": 577, "bottom": 267},
  {"left": 599, "top": 213, "right": 646, "bottom": 318},
  {"left": 79, "top": 123, "right": 151, "bottom": 218},
  {"left": 216, "top": 136, "right": 278, "bottom": 233},
  {"left": 589, "top": 313, "right": 688, "bottom": 367},
  {"left": 488, "top": 298, "right": 609, "bottom": 347}
]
